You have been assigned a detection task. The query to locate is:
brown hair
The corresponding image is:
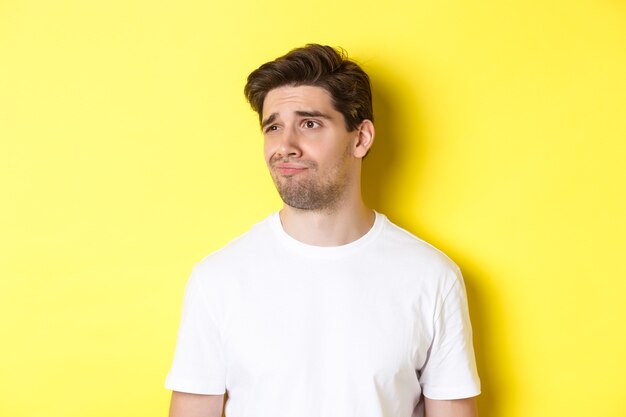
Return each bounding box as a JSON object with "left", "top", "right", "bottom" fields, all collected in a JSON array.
[{"left": 244, "top": 44, "right": 373, "bottom": 131}]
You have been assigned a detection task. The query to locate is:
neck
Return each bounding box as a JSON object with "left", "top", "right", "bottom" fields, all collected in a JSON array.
[{"left": 279, "top": 198, "right": 375, "bottom": 247}]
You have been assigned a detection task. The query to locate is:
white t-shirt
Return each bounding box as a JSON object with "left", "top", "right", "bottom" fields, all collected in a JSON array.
[{"left": 166, "top": 212, "right": 480, "bottom": 417}]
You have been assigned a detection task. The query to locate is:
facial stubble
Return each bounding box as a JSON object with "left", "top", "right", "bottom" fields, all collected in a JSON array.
[{"left": 269, "top": 144, "right": 353, "bottom": 212}]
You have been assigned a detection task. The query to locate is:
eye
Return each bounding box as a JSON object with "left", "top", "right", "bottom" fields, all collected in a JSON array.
[
  {"left": 303, "top": 120, "right": 320, "bottom": 129},
  {"left": 264, "top": 125, "right": 279, "bottom": 133}
]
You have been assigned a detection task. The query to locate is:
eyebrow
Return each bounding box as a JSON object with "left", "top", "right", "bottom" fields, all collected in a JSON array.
[
  {"left": 261, "top": 111, "right": 331, "bottom": 129},
  {"left": 295, "top": 110, "right": 331, "bottom": 119},
  {"left": 261, "top": 113, "right": 277, "bottom": 129}
]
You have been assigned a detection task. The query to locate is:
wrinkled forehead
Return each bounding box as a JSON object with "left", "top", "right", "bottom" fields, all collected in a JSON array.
[
  {"left": 263, "top": 85, "right": 332, "bottom": 110},
  {"left": 261, "top": 85, "right": 340, "bottom": 122}
]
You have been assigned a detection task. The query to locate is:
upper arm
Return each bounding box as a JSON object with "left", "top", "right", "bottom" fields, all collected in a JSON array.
[
  {"left": 424, "top": 396, "right": 478, "bottom": 417},
  {"left": 169, "top": 391, "right": 225, "bottom": 417},
  {"left": 419, "top": 269, "right": 480, "bottom": 400}
]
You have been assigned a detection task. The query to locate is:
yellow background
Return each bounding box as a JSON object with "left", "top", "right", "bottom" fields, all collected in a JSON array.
[{"left": 1, "top": 1, "right": 625, "bottom": 416}]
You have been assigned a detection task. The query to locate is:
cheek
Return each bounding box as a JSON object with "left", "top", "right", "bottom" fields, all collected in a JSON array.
[
  {"left": 263, "top": 139, "right": 274, "bottom": 163},
  {"left": 263, "top": 145, "right": 275, "bottom": 163},
  {"left": 264, "top": 143, "right": 281, "bottom": 167}
]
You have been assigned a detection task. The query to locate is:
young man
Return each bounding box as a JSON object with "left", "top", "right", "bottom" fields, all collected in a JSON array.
[{"left": 166, "top": 44, "right": 480, "bottom": 417}]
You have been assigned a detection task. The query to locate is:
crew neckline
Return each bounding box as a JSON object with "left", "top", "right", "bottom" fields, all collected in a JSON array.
[{"left": 268, "top": 211, "right": 386, "bottom": 259}]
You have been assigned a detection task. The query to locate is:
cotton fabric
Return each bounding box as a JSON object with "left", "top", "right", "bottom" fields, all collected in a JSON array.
[{"left": 166, "top": 212, "right": 480, "bottom": 417}]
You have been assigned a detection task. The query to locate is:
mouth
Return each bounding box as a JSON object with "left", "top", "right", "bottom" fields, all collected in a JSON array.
[
  {"left": 273, "top": 163, "right": 308, "bottom": 176},
  {"left": 271, "top": 161, "right": 309, "bottom": 177}
]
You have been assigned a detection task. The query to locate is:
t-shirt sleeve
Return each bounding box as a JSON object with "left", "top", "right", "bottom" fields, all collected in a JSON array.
[
  {"left": 165, "top": 269, "right": 226, "bottom": 394},
  {"left": 419, "top": 266, "right": 481, "bottom": 399}
]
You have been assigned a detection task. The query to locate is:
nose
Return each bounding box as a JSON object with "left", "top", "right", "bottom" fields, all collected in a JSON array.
[{"left": 275, "top": 126, "right": 302, "bottom": 159}]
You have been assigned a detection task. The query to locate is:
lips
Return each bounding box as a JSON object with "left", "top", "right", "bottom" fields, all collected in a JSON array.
[{"left": 274, "top": 163, "right": 308, "bottom": 176}]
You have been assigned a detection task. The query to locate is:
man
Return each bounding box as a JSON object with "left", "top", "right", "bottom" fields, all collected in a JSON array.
[{"left": 166, "top": 44, "right": 480, "bottom": 417}]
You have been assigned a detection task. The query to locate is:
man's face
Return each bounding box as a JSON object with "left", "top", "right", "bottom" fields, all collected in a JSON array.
[{"left": 262, "top": 85, "right": 358, "bottom": 211}]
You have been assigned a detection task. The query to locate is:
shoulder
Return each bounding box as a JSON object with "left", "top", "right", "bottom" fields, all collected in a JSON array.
[
  {"left": 378, "top": 214, "right": 461, "bottom": 274},
  {"left": 372, "top": 214, "right": 465, "bottom": 300},
  {"left": 192, "top": 213, "right": 277, "bottom": 280}
]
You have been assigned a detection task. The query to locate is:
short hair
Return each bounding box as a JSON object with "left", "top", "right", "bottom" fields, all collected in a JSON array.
[{"left": 244, "top": 44, "right": 373, "bottom": 131}]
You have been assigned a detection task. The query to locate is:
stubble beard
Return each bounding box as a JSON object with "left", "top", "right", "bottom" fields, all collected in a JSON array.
[{"left": 269, "top": 155, "right": 351, "bottom": 212}]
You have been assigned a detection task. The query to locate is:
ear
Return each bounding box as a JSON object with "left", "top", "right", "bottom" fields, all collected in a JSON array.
[{"left": 353, "top": 120, "right": 375, "bottom": 158}]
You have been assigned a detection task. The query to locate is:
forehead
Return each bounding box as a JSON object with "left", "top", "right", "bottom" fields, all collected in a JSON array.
[{"left": 262, "top": 85, "right": 336, "bottom": 118}]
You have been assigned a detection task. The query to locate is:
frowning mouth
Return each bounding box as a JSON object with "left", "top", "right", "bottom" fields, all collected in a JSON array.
[{"left": 273, "top": 163, "right": 309, "bottom": 176}]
